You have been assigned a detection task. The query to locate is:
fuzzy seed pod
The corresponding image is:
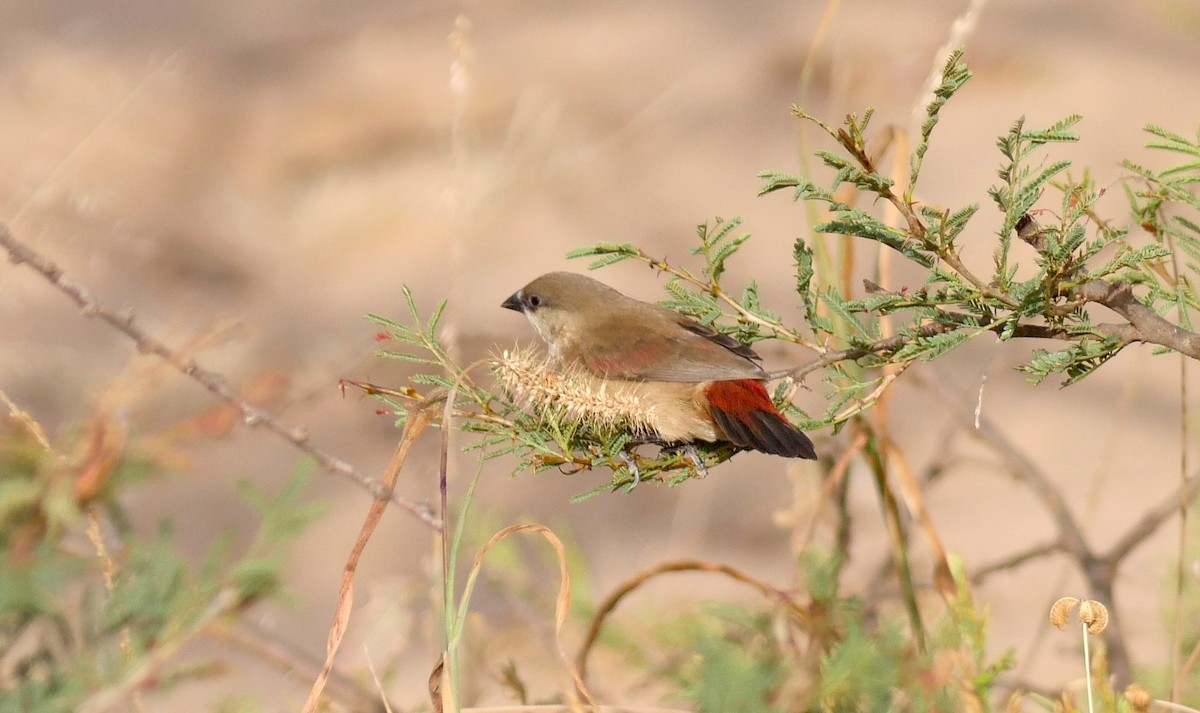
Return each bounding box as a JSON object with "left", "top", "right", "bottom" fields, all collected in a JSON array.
[{"left": 491, "top": 348, "right": 655, "bottom": 437}]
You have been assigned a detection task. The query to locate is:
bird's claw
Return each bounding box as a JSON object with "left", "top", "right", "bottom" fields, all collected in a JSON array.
[
  {"left": 663, "top": 444, "right": 708, "bottom": 477},
  {"left": 615, "top": 450, "right": 641, "bottom": 491},
  {"left": 681, "top": 444, "right": 708, "bottom": 477}
]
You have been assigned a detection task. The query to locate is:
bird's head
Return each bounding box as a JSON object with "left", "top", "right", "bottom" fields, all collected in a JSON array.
[{"left": 501, "top": 271, "right": 628, "bottom": 352}]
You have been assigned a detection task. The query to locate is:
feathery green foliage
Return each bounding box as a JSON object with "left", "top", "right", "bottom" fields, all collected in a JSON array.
[
  {"left": 369, "top": 52, "right": 1200, "bottom": 502},
  {"left": 0, "top": 449, "right": 321, "bottom": 713},
  {"left": 636, "top": 556, "right": 1006, "bottom": 713}
]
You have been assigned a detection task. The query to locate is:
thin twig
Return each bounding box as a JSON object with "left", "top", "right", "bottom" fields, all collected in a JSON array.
[
  {"left": 1103, "top": 468, "right": 1200, "bottom": 565},
  {"left": 765, "top": 315, "right": 1131, "bottom": 382},
  {"left": 0, "top": 223, "right": 440, "bottom": 530},
  {"left": 628, "top": 247, "right": 815, "bottom": 347},
  {"left": 923, "top": 374, "right": 1091, "bottom": 561},
  {"left": 970, "top": 541, "right": 1063, "bottom": 583}
]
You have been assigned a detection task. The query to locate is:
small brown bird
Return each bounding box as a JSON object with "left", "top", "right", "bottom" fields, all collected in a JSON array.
[{"left": 501, "top": 272, "right": 817, "bottom": 459}]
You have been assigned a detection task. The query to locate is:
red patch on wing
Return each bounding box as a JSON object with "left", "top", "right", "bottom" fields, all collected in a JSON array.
[
  {"left": 705, "top": 379, "right": 776, "bottom": 417},
  {"left": 584, "top": 341, "right": 666, "bottom": 375}
]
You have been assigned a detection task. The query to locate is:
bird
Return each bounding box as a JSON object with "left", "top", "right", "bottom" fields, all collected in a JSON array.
[{"left": 500, "top": 271, "right": 817, "bottom": 460}]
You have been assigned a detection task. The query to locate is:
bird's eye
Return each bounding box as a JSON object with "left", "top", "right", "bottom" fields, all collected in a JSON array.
[{"left": 527, "top": 294, "right": 543, "bottom": 308}]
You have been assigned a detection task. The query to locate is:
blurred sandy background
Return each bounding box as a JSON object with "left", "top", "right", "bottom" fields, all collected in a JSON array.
[{"left": 3, "top": 0, "right": 1200, "bottom": 708}]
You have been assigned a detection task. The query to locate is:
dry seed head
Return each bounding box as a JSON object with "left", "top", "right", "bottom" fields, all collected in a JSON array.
[
  {"left": 1123, "top": 684, "right": 1152, "bottom": 713},
  {"left": 492, "top": 348, "right": 655, "bottom": 436},
  {"left": 1050, "top": 597, "right": 1080, "bottom": 630},
  {"left": 1078, "top": 600, "right": 1109, "bottom": 634},
  {"left": 1049, "top": 597, "right": 1108, "bottom": 634}
]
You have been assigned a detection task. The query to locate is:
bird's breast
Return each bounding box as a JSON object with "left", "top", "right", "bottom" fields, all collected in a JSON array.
[{"left": 614, "top": 379, "right": 718, "bottom": 443}]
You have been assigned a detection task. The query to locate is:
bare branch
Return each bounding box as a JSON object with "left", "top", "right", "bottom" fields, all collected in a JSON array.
[
  {"left": 1103, "top": 471, "right": 1200, "bottom": 565},
  {"left": 925, "top": 375, "right": 1092, "bottom": 559},
  {"left": 970, "top": 541, "right": 1063, "bottom": 583},
  {"left": 0, "top": 222, "right": 440, "bottom": 531},
  {"left": 768, "top": 312, "right": 1113, "bottom": 382}
]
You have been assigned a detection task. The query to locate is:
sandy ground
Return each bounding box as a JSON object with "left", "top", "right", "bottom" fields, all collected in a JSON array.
[{"left": 3, "top": 0, "right": 1200, "bottom": 709}]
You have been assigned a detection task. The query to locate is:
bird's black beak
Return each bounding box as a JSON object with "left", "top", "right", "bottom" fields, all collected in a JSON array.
[{"left": 501, "top": 290, "right": 524, "bottom": 313}]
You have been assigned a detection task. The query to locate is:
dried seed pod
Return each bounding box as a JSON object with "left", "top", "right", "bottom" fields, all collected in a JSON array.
[
  {"left": 1049, "top": 596, "right": 1109, "bottom": 634},
  {"left": 1050, "top": 597, "right": 1080, "bottom": 630},
  {"left": 1078, "top": 600, "right": 1109, "bottom": 634},
  {"left": 1123, "top": 684, "right": 1152, "bottom": 713}
]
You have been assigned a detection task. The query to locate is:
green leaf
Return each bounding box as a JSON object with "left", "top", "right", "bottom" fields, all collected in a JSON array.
[
  {"left": 818, "top": 213, "right": 936, "bottom": 268},
  {"left": 693, "top": 218, "right": 750, "bottom": 282},
  {"left": 891, "top": 329, "right": 974, "bottom": 363},
  {"left": 565, "top": 242, "right": 640, "bottom": 260},
  {"left": 909, "top": 48, "right": 972, "bottom": 197},
  {"left": 1019, "top": 338, "right": 1124, "bottom": 386}
]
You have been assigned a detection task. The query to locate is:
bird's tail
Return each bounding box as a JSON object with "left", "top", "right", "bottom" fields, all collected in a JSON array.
[{"left": 705, "top": 379, "right": 817, "bottom": 459}]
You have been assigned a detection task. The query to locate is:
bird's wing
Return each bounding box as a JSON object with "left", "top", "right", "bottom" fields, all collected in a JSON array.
[
  {"left": 579, "top": 311, "right": 766, "bottom": 382},
  {"left": 675, "top": 317, "right": 761, "bottom": 362}
]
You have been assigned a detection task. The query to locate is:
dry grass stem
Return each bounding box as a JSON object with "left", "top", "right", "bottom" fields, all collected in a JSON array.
[
  {"left": 455, "top": 524, "right": 597, "bottom": 710},
  {"left": 575, "top": 559, "right": 814, "bottom": 685},
  {"left": 302, "top": 396, "right": 442, "bottom": 713},
  {"left": 0, "top": 389, "right": 56, "bottom": 454}
]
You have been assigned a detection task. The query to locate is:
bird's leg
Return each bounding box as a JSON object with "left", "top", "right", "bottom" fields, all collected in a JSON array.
[
  {"left": 660, "top": 443, "right": 708, "bottom": 477},
  {"left": 614, "top": 450, "right": 642, "bottom": 490}
]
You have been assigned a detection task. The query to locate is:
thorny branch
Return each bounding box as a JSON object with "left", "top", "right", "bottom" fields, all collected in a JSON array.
[
  {"left": 806, "top": 120, "right": 1200, "bottom": 370},
  {"left": 0, "top": 222, "right": 441, "bottom": 531},
  {"left": 611, "top": 244, "right": 815, "bottom": 347},
  {"left": 769, "top": 317, "right": 1086, "bottom": 382},
  {"left": 601, "top": 241, "right": 1168, "bottom": 385},
  {"left": 1076, "top": 279, "right": 1200, "bottom": 358}
]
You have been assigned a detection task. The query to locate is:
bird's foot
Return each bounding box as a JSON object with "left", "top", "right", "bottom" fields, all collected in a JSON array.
[
  {"left": 615, "top": 450, "right": 641, "bottom": 491},
  {"left": 662, "top": 443, "right": 708, "bottom": 478}
]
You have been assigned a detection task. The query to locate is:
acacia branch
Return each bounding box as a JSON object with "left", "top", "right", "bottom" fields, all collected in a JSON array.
[
  {"left": 0, "top": 223, "right": 441, "bottom": 531},
  {"left": 1077, "top": 279, "right": 1200, "bottom": 358},
  {"left": 853, "top": 143, "right": 1200, "bottom": 361},
  {"left": 1016, "top": 214, "right": 1200, "bottom": 357},
  {"left": 624, "top": 246, "right": 816, "bottom": 347},
  {"left": 769, "top": 309, "right": 1120, "bottom": 382}
]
